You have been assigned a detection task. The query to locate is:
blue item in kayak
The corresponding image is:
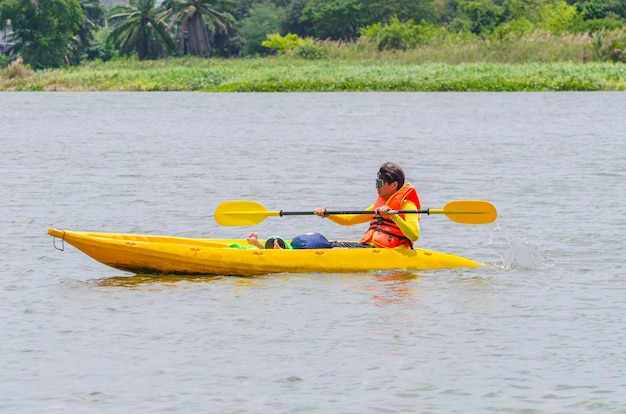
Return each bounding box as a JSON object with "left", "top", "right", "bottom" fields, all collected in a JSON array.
[{"left": 291, "top": 232, "right": 332, "bottom": 249}]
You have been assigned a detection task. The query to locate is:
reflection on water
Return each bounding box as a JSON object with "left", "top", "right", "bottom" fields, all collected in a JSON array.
[
  {"left": 368, "top": 270, "right": 422, "bottom": 306},
  {"left": 92, "top": 272, "right": 328, "bottom": 288},
  {"left": 94, "top": 270, "right": 422, "bottom": 288},
  {"left": 93, "top": 271, "right": 425, "bottom": 308},
  {"left": 94, "top": 274, "right": 236, "bottom": 287},
  {"left": 374, "top": 270, "right": 421, "bottom": 283}
]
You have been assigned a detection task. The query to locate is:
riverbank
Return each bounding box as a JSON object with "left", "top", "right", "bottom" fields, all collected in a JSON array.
[{"left": 1, "top": 57, "right": 625, "bottom": 91}]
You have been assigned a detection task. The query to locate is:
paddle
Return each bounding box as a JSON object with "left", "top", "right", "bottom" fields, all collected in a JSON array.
[{"left": 214, "top": 200, "right": 497, "bottom": 226}]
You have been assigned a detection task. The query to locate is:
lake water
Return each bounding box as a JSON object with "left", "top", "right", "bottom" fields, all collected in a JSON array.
[{"left": 1, "top": 92, "right": 625, "bottom": 413}]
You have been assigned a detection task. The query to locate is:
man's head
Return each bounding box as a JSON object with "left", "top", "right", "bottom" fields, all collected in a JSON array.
[{"left": 376, "top": 162, "right": 405, "bottom": 198}]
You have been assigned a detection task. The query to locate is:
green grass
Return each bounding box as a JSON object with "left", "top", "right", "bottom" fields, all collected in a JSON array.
[{"left": 2, "top": 58, "right": 624, "bottom": 91}]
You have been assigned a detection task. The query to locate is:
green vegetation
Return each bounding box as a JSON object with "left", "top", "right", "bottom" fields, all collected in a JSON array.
[
  {"left": 0, "top": 0, "right": 84, "bottom": 69},
  {"left": 1, "top": 0, "right": 626, "bottom": 91},
  {"left": 1, "top": 54, "right": 625, "bottom": 91},
  {"left": 2, "top": 0, "right": 626, "bottom": 66}
]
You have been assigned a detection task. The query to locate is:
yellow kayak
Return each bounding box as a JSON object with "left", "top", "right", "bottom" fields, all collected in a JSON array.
[{"left": 48, "top": 228, "right": 484, "bottom": 276}]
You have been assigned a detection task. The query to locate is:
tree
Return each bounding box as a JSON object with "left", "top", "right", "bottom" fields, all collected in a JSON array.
[
  {"left": 535, "top": 1, "right": 580, "bottom": 34},
  {"left": 161, "top": 0, "right": 236, "bottom": 57},
  {"left": 606, "top": 0, "right": 626, "bottom": 20},
  {"left": 0, "top": 0, "right": 83, "bottom": 69},
  {"left": 458, "top": 0, "right": 504, "bottom": 35},
  {"left": 501, "top": 0, "right": 534, "bottom": 21},
  {"left": 300, "top": 0, "right": 436, "bottom": 40},
  {"left": 367, "top": 0, "right": 436, "bottom": 23},
  {"left": 300, "top": 0, "right": 365, "bottom": 40},
  {"left": 280, "top": 0, "right": 314, "bottom": 36},
  {"left": 577, "top": 0, "right": 607, "bottom": 20},
  {"left": 361, "top": 16, "right": 439, "bottom": 50},
  {"left": 107, "top": 0, "right": 176, "bottom": 60},
  {"left": 239, "top": 2, "right": 281, "bottom": 55}
]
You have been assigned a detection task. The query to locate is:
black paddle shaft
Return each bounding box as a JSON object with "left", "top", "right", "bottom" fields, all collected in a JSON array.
[{"left": 279, "top": 210, "right": 429, "bottom": 216}]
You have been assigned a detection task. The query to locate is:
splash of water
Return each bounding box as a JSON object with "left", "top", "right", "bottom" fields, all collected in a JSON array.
[
  {"left": 501, "top": 237, "right": 547, "bottom": 270},
  {"left": 486, "top": 223, "right": 548, "bottom": 271}
]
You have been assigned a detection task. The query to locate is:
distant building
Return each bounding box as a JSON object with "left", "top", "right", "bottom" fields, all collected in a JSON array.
[
  {"left": 1, "top": 20, "right": 14, "bottom": 56},
  {"left": 100, "top": 0, "right": 161, "bottom": 9},
  {"left": 101, "top": 0, "right": 129, "bottom": 8}
]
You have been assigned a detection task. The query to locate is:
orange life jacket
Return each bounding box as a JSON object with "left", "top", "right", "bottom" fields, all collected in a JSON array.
[{"left": 360, "top": 183, "right": 420, "bottom": 248}]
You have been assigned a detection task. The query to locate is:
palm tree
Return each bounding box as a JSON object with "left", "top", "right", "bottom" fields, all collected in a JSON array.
[
  {"left": 71, "top": 0, "right": 106, "bottom": 62},
  {"left": 161, "top": 0, "right": 235, "bottom": 57},
  {"left": 80, "top": 0, "right": 105, "bottom": 32},
  {"left": 107, "top": 0, "right": 175, "bottom": 60}
]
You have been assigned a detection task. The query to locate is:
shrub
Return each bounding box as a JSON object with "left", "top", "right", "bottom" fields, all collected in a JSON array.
[
  {"left": 609, "top": 48, "right": 625, "bottom": 61},
  {"left": 575, "top": 18, "right": 623, "bottom": 33},
  {"left": 262, "top": 33, "right": 312, "bottom": 55},
  {"left": 0, "top": 54, "right": 11, "bottom": 69},
  {"left": 294, "top": 42, "right": 326, "bottom": 59},
  {"left": 1, "top": 57, "right": 33, "bottom": 79},
  {"left": 590, "top": 28, "right": 626, "bottom": 60},
  {"left": 360, "top": 16, "right": 439, "bottom": 51}
]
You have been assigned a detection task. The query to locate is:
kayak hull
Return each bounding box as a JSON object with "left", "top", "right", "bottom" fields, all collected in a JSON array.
[{"left": 48, "top": 228, "right": 484, "bottom": 276}]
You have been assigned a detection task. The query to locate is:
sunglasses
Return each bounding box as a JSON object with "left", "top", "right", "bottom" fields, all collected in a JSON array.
[{"left": 375, "top": 178, "right": 385, "bottom": 188}]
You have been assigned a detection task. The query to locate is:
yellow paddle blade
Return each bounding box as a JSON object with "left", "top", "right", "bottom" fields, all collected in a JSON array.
[
  {"left": 214, "top": 200, "right": 280, "bottom": 226},
  {"left": 429, "top": 200, "right": 497, "bottom": 224}
]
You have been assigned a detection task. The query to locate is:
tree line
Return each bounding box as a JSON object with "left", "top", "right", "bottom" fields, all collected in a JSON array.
[{"left": 1, "top": 0, "right": 625, "bottom": 69}]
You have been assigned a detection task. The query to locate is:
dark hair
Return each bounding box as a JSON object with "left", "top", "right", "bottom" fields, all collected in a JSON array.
[
  {"left": 264, "top": 237, "right": 286, "bottom": 249},
  {"left": 377, "top": 162, "right": 405, "bottom": 188}
]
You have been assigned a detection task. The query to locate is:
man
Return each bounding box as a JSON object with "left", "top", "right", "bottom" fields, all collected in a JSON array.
[{"left": 314, "top": 162, "right": 420, "bottom": 248}]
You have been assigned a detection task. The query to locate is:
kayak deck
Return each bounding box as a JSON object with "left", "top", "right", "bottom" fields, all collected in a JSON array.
[{"left": 48, "top": 228, "right": 484, "bottom": 276}]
